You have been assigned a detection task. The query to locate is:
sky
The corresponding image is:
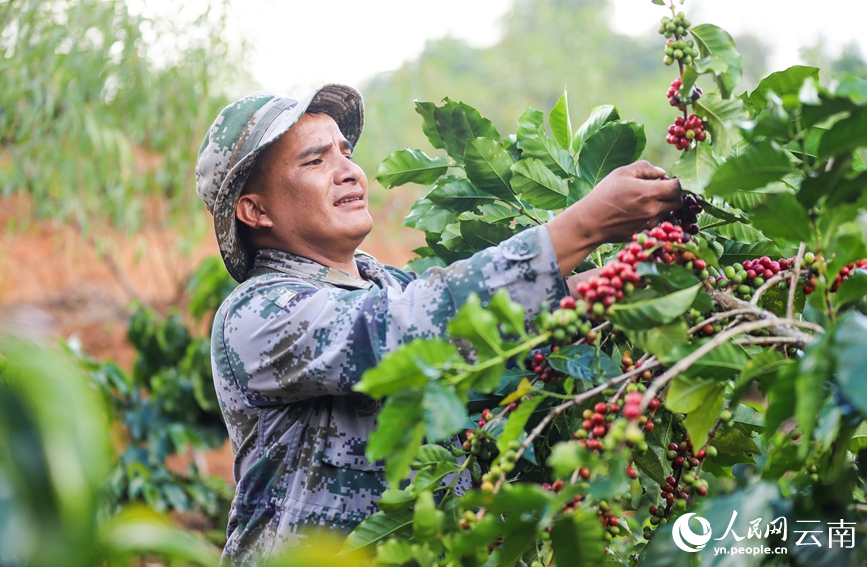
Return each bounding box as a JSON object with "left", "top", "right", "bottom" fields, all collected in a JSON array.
[{"left": 133, "top": 0, "right": 867, "bottom": 98}]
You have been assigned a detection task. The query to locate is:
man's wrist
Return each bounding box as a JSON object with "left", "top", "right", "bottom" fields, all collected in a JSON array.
[{"left": 547, "top": 202, "right": 602, "bottom": 276}]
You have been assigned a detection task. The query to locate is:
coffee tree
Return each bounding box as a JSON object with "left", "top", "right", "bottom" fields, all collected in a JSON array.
[{"left": 340, "top": 1, "right": 867, "bottom": 566}]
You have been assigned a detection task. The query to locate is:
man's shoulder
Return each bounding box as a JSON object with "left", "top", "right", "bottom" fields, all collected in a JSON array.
[{"left": 215, "top": 273, "right": 319, "bottom": 323}]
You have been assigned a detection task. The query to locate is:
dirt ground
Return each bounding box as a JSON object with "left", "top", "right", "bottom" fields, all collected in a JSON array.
[{"left": 0, "top": 194, "right": 423, "bottom": 483}]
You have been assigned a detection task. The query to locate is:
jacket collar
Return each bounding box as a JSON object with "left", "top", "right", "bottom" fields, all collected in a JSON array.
[{"left": 249, "top": 248, "right": 390, "bottom": 290}]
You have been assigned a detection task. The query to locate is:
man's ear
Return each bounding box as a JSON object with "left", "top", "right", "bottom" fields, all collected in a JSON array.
[{"left": 236, "top": 193, "right": 274, "bottom": 229}]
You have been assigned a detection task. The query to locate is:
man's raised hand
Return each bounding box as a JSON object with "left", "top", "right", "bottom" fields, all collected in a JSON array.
[{"left": 548, "top": 161, "right": 683, "bottom": 276}]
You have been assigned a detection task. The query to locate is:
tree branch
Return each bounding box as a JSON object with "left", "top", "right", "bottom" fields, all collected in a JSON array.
[
  {"left": 491, "top": 358, "right": 661, "bottom": 492},
  {"left": 750, "top": 270, "right": 791, "bottom": 305},
  {"left": 642, "top": 317, "right": 820, "bottom": 408}
]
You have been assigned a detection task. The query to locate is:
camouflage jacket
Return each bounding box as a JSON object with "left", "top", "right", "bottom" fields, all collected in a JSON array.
[{"left": 211, "top": 225, "right": 568, "bottom": 565}]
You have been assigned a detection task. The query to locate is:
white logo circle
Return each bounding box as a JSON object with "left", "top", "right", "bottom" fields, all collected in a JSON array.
[{"left": 672, "top": 513, "right": 712, "bottom": 552}]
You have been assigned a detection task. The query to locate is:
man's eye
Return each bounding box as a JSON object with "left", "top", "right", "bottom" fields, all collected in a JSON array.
[
  {"left": 345, "top": 154, "right": 354, "bottom": 161},
  {"left": 303, "top": 158, "right": 323, "bottom": 166}
]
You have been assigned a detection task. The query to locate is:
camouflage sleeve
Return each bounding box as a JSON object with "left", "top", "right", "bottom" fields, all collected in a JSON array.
[{"left": 219, "top": 225, "right": 568, "bottom": 406}]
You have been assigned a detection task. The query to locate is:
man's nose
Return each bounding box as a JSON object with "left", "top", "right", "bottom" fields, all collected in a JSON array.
[{"left": 335, "top": 156, "right": 364, "bottom": 185}]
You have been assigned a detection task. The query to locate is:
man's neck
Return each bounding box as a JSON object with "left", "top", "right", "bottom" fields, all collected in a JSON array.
[{"left": 283, "top": 243, "right": 362, "bottom": 280}]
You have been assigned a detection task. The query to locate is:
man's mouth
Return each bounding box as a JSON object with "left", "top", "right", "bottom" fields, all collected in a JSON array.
[{"left": 335, "top": 194, "right": 364, "bottom": 206}]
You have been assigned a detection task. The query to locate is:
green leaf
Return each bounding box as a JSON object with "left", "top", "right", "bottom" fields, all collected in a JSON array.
[
  {"left": 714, "top": 220, "right": 768, "bottom": 244},
  {"left": 432, "top": 98, "right": 462, "bottom": 162},
  {"left": 704, "top": 140, "right": 796, "bottom": 197},
  {"left": 699, "top": 199, "right": 747, "bottom": 225},
  {"left": 748, "top": 65, "right": 820, "bottom": 112},
  {"left": 496, "top": 396, "right": 544, "bottom": 456},
  {"left": 510, "top": 158, "right": 568, "bottom": 210},
  {"left": 547, "top": 344, "right": 619, "bottom": 382},
  {"left": 672, "top": 144, "right": 721, "bottom": 194},
  {"left": 836, "top": 274, "right": 867, "bottom": 309},
  {"left": 572, "top": 104, "right": 619, "bottom": 153},
  {"left": 516, "top": 106, "right": 576, "bottom": 177},
  {"left": 402, "top": 199, "right": 457, "bottom": 233},
  {"left": 412, "top": 461, "right": 460, "bottom": 494},
  {"left": 422, "top": 381, "right": 467, "bottom": 442},
  {"left": 633, "top": 444, "right": 669, "bottom": 487},
  {"left": 404, "top": 256, "right": 446, "bottom": 274},
  {"left": 450, "top": 102, "right": 500, "bottom": 158},
  {"left": 638, "top": 263, "right": 700, "bottom": 293},
  {"left": 375, "top": 149, "right": 449, "bottom": 189},
  {"left": 690, "top": 24, "right": 742, "bottom": 98},
  {"left": 749, "top": 193, "right": 813, "bottom": 244},
  {"left": 478, "top": 202, "right": 519, "bottom": 224},
  {"left": 549, "top": 510, "right": 606, "bottom": 567},
  {"left": 426, "top": 176, "right": 498, "bottom": 212},
  {"left": 818, "top": 108, "right": 867, "bottom": 158},
  {"left": 366, "top": 389, "right": 426, "bottom": 487},
  {"left": 459, "top": 219, "right": 516, "bottom": 251},
  {"left": 463, "top": 138, "right": 515, "bottom": 201},
  {"left": 834, "top": 73, "right": 867, "bottom": 105},
  {"left": 412, "top": 491, "right": 440, "bottom": 541},
  {"left": 626, "top": 320, "right": 689, "bottom": 360},
  {"left": 448, "top": 293, "right": 503, "bottom": 357},
  {"left": 665, "top": 377, "right": 724, "bottom": 414},
  {"left": 354, "top": 338, "right": 460, "bottom": 398},
  {"left": 375, "top": 489, "right": 416, "bottom": 513},
  {"left": 577, "top": 122, "right": 639, "bottom": 187},
  {"left": 711, "top": 427, "right": 760, "bottom": 464},
  {"left": 662, "top": 340, "right": 748, "bottom": 381},
  {"left": 415, "top": 101, "right": 444, "bottom": 150},
  {"left": 375, "top": 539, "right": 413, "bottom": 565},
  {"left": 487, "top": 289, "right": 528, "bottom": 338},
  {"left": 549, "top": 89, "right": 572, "bottom": 151},
  {"left": 411, "top": 444, "right": 458, "bottom": 469},
  {"left": 834, "top": 312, "right": 867, "bottom": 416},
  {"left": 342, "top": 510, "right": 414, "bottom": 554},
  {"left": 693, "top": 93, "right": 747, "bottom": 156},
  {"left": 795, "top": 337, "right": 832, "bottom": 443},
  {"left": 717, "top": 239, "right": 781, "bottom": 265},
  {"left": 608, "top": 284, "right": 701, "bottom": 330}
]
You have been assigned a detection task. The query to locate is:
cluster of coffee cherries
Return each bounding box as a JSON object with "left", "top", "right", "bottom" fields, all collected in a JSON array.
[
  {"left": 830, "top": 258, "right": 867, "bottom": 292},
  {"left": 658, "top": 12, "right": 691, "bottom": 39},
  {"left": 574, "top": 220, "right": 711, "bottom": 316},
  {"left": 530, "top": 351, "right": 562, "bottom": 385},
  {"left": 596, "top": 500, "right": 625, "bottom": 539},
  {"left": 573, "top": 261, "right": 641, "bottom": 318},
  {"left": 574, "top": 383, "right": 659, "bottom": 451},
  {"left": 643, "top": 437, "right": 716, "bottom": 539},
  {"left": 478, "top": 438, "right": 520, "bottom": 492},
  {"left": 462, "top": 428, "right": 494, "bottom": 462},
  {"left": 708, "top": 255, "right": 786, "bottom": 299},
  {"left": 666, "top": 114, "right": 707, "bottom": 150},
  {"left": 663, "top": 37, "right": 700, "bottom": 67},
  {"left": 666, "top": 77, "right": 702, "bottom": 112},
  {"left": 538, "top": 296, "right": 594, "bottom": 346},
  {"left": 622, "top": 391, "right": 660, "bottom": 422},
  {"left": 669, "top": 193, "right": 703, "bottom": 235},
  {"left": 630, "top": 222, "right": 708, "bottom": 274},
  {"left": 800, "top": 253, "right": 867, "bottom": 295}
]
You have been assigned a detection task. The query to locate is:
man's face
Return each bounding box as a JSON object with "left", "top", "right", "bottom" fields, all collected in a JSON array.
[{"left": 243, "top": 113, "right": 373, "bottom": 256}]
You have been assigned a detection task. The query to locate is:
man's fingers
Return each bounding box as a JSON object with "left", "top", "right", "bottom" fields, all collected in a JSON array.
[
  {"left": 648, "top": 177, "right": 683, "bottom": 201},
  {"left": 627, "top": 160, "right": 668, "bottom": 180}
]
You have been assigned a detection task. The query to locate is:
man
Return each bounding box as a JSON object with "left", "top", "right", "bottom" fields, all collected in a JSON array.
[{"left": 196, "top": 84, "right": 682, "bottom": 565}]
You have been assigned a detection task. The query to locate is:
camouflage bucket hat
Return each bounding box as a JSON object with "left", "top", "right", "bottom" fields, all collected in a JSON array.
[{"left": 195, "top": 84, "right": 364, "bottom": 282}]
